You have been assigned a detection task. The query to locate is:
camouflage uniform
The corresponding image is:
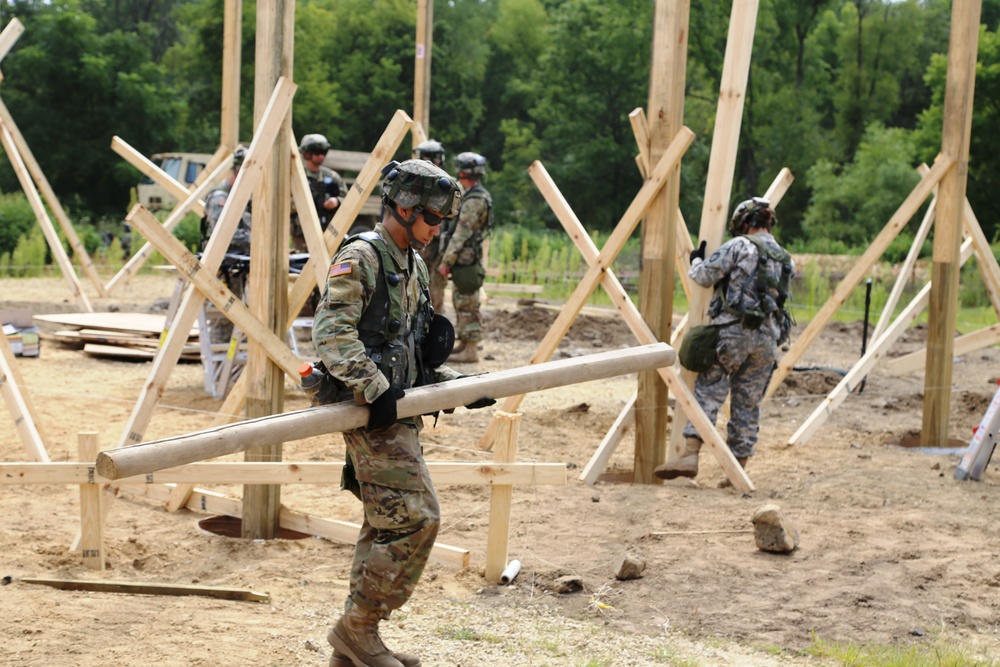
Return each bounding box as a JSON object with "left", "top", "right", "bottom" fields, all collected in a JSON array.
[
  {"left": 201, "top": 181, "right": 252, "bottom": 345},
  {"left": 440, "top": 182, "right": 492, "bottom": 345},
  {"left": 291, "top": 164, "right": 347, "bottom": 252},
  {"left": 418, "top": 239, "right": 447, "bottom": 315},
  {"left": 681, "top": 232, "right": 794, "bottom": 459},
  {"left": 312, "top": 221, "right": 461, "bottom": 618}
]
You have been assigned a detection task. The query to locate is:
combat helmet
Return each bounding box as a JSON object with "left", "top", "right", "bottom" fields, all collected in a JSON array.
[
  {"left": 729, "top": 197, "right": 775, "bottom": 236},
  {"left": 455, "top": 151, "right": 487, "bottom": 178},
  {"left": 233, "top": 145, "right": 248, "bottom": 170},
  {"left": 299, "top": 133, "right": 331, "bottom": 154},
  {"left": 381, "top": 159, "right": 461, "bottom": 248},
  {"left": 413, "top": 139, "right": 446, "bottom": 167}
]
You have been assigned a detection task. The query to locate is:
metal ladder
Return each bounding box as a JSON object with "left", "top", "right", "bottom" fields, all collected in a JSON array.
[{"left": 954, "top": 379, "right": 1000, "bottom": 481}]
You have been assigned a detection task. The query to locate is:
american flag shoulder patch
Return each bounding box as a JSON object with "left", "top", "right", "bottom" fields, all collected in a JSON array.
[{"left": 329, "top": 261, "right": 353, "bottom": 278}]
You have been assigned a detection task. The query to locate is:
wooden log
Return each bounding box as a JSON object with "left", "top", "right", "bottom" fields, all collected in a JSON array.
[
  {"left": 21, "top": 577, "right": 270, "bottom": 603},
  {"left": 96, "top": 344, "right": 674, "bottom": 480}
]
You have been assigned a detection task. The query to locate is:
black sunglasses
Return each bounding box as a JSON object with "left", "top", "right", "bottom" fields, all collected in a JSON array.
[{"left": 419, "top": 208, "right": 447, "bottom": 227}]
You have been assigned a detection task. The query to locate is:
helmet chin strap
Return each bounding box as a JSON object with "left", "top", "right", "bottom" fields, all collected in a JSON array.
[{"left": 386, "top": 204, "right": 427, "bottom": 251}]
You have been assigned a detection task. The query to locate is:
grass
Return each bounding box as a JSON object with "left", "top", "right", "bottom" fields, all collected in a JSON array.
[{"left": 806, "top": 631, "right": 998, "bottom": 666}]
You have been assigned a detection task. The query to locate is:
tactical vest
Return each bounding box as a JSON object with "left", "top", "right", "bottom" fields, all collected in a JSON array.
[
  {"left": 352, "top": 232, "right": 435, "bottom": 395},
  {"left": 441, "top": 183, "right": 493, "bottom": 265},
  {"left": 719, "top": 234, "right": 795, "bottom": 343}
]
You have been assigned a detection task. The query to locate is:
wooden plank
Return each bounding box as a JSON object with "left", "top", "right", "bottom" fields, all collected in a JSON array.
[
  {"left": 485, "top": 412, "right": 520, "bottom": 583},
  {"left": 288, "top": 129, "right": 330, "bottom": 285},
  {"left": 1, "top": 461, "right": 566, "bottom": 486},
  {"left": 580, "top": 392, "right": 635, "bottom": 486},
  {"left": 22, "top": 577, "right": 270, "bottom": 602},
  {"left": 97, "top": 344, "right": 674, "bottom": 479},
  {"left": 0, "top": 98, "right": 107, "bottom": 297},
  {"left": 886, "top": 323, "right": 1000, "bottom": 376},
  {"left": 0, "top": 332, "right": 49, "bottom": 462},
  {"left": 83, "top": 343, "right": 200, "bottom": 361},
  {"left": 790, "top": 237, "right": 975, "bottom": 446},
  {"left": 77, "top": 432, "right": 105, "bottom": 571},
  {"left": 0, "top": 17, "right": 25, "bottom": 61},
  {"left": 0, "top": 121, "right": 91, "bottom": 312},
  {"left": 105, "top": 150, "right": 231, "bottom": 293},
  {"left": 126, "top": 205, "right": 301, "bottom": 378},
  {"left": 34, "top": 312, "right": 197, "bottom": 337},
  {"left": 764, "top": 154, "right": 954, "bottom": 401},
  {"left": 126, "top": 483, "right": 470, "bottom": 568},
  {"left": 412, "top": 0, "right": 433, "bottom": 144},
  {"left": 220, "top": 0, "right": 242, "bottom": 149},
  {"left": 110, "top": 136, "right": 207, "bottom": 217}
]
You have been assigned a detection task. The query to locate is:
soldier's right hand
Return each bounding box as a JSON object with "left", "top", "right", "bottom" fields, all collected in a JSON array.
[{"left": 367, "top": 387, "right": 404, "bottom": 431}]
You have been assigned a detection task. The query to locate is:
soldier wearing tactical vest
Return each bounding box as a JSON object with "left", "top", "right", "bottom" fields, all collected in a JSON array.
[
  {"left": 437, "top": 151, "right": 493, "bottom": 364},
  {"left": 291, "top": 133, "right": 348, "bottom": 253},
  {"left": 314, "top": 159, "right": 495, "bottom": 667},
  {"left": 412, "top": 139, "right": 449, "bottom": 313},
  {"left": 656, "top": 197, "right": 795, "bottom": 487}
]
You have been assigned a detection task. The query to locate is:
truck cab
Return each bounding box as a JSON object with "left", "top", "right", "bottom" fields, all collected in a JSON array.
[{"left": 137, "top": 152, "right": 214, "bottom": 211}]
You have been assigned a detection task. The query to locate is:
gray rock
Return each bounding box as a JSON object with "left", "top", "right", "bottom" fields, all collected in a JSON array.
[{"left": 751, "top": 503, "right": 800, "bottom": 553}]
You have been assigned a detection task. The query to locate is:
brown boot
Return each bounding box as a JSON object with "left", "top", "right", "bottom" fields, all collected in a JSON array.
[
  {"left": 327, "top": 606, "right": 404, "bottom": 667},
  {"left": 654, "top": 437, "right": 702, "bottom": 479},
  {"left": 448, "top": 342, "right": 479, "bottom": 363},
  {"left": 718, "top": 456, "right": 749, "bottom": 488},
  {"left": 330, "top": 649, "right": 421, "bottom": 667}
]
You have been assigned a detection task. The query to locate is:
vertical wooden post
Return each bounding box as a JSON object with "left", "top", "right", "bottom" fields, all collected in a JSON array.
[
  {"left": 221, "top": 0, "right": 242, "bottom": 150},
  {"left": 635, "top": 0, "right": 689, "bottom": 483},
  {"left": 668, "top": 0, "right": 758, "bottom": 462},
  {"left": 922, "top": 0, "right": 981, "bottom": 447},
  {"left": 413, "top": 0, "right": 433, "bottom": 145},
  {"left": 485, "top": 411, "right": 520, "bottom": 583},
  {"left": 78, "top": 432, "right": 105, "bottom": 571},
  {"left": 243, "top": 0, "right": 294, "bottom": 540}
]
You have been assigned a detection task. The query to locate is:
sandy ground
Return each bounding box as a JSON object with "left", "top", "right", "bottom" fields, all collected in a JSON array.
[{"left": 2, "top": 273, "right": 1000, "bottom": 667}]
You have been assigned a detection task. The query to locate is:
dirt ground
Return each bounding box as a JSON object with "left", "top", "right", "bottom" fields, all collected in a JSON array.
[{"left": 2, "top": 273, "right": 1000, "bottom": 667}]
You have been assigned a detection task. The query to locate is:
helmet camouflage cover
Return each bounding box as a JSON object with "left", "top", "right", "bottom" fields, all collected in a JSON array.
[
  {"left": 413, "top": 139, "right": 445, "bottom": 165},
  {"left": 729, "top": 196, "right": 775, "bottom": 236},
  {"left": 233, "top": 145, "right": 248, "bottom": 170},
  {"left": 454, "top": 151, "right": 487, "bottom": 177},
  {"left": 381, "top": 159, "right": 461, "bottom": 217},
  {"left": 299, "top": 133, "right": 331, "bottom": 153}
]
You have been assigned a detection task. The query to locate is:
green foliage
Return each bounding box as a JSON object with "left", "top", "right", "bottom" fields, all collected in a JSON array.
[
  {"left": 173, "top": 212, "right": 204, "bottom": 252},
  {"left": 10, "top": 225, "right": 48, "bottom": 277},
  {"left": 0, "top": 192, "right": 37, "bottom": 256},
  {"left": 802, "top": 122, "right": 920, "bottom": 245}
]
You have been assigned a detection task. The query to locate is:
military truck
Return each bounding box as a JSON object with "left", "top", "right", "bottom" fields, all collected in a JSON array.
[{"left": 136, "top": 151, "right": 214, "bottom": 211}]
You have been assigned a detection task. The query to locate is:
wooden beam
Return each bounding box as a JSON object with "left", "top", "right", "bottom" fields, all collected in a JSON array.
[
  {"left": 97, "top": 344, "right": 674, "bottom": 479},
  {"left": 0, "top": 332, "right": 49, "bottom": 461},
  {"left": 485, "top": 412, "right": 521, "bottom": 584},
  {"left": 125, "top": 205, "right": 302, "bottom": 378},
  {"left": 412, "top": 0, "right": 433, "bottom": 144},
  {"left": 22, "top": 577, "right": 270, "bottom": 602},
  {"left": 1, "top": 461, "right": 566, "bottom": 487},
  {"left": 105, "top": 149, "right": 230, "bottom": 293},
  {"left": 128, "top": 483, "right": 470, "bottom": 568},
  {"left": 288, "top": 129, "right": 331, "bottom": 285},
  {"left": 886, "top": 323, "right": 1000, "bottom": 376},
  {"left": 764, "top": 154, "right": 954, "bottom": 401},
  {"left": 76, "top": 432, "right": 105, "bottom": 571},
  {"left": 0, "top": 121, "right": 91, "bottom": 312},
  {"left": 0, "top": 18, "right": 25, "bottom": 61},
  {"left": 110, "top": 136, "right": 207, "bottom": 217},
  {"left": 580, "top": 392, "right": 635, "bottom": 486},
  {"left": 220, "top": 0, "right": 242, "bottom": 149}
]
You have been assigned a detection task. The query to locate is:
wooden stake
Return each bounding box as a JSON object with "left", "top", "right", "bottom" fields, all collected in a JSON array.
[
  {"left": 485, "top": 411, "right": 521, "bottom": 584},
  {"left": 77, "top": 432, "right": 105, "bottom": 571},
  {"left": 22, "top": 578, "right": 270, "bottom": 603}
]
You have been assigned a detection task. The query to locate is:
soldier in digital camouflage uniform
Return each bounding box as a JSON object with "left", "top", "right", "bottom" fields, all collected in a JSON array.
[
  {"left": 200, "top": 146, "right": 253, "bottom": 345},
  {"left": 314, "top": 159, "right": 494, "bottom": 667},
  {"left": 413, "top": 139, "right": 448, "bottom": 313},
  {"left": 656, "top": 197, "right": 794, "bottom": 486},
  {"left": 437, "top": 152, "right": 492, "bottom": 364},
  {"left": 291, "top": 133, "right": 348, "bottom": 253}
]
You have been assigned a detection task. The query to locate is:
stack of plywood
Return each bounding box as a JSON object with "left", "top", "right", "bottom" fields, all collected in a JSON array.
[{"left": 35, "top": 312, "right": 201, "bottom": 361}]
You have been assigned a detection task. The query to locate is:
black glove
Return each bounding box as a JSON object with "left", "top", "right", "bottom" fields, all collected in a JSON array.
[
  {"left": 465, "top": 397, "right": 497, "bottom": 410},
  {"left": 367, "top": 387, "right": 404, "bottom": 431},
  {"left": 690, "top": 240, "right": 707, "bottom": 263}
]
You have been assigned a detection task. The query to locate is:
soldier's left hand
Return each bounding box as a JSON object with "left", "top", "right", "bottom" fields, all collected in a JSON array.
[
  {"left": 465, "top": 397, "right": 496, "bottom": 410},
  {"left": 437, "top": 264, "right": 451, "bottom": 277}
]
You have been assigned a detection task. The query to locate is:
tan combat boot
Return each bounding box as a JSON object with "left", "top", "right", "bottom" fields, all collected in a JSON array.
[
  {"left": 448, "top": 342, "right": 479, "bottom": 363},
  {"left": 327, "top": 605, "right": 404, "bottom": 667},
  {"left": 654, "top": 437, "right": 702, "bottom": 479},
  {"left": 330, "top": 648, "right": 420, "bottom": 667},
  {"left": 718, "top": 456, "right": 749, "bottom": 488}
]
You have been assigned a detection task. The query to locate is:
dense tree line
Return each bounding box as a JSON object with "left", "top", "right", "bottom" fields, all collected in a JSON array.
[{"left": 0, "top": 0, "right": 998, "bottom": 254}]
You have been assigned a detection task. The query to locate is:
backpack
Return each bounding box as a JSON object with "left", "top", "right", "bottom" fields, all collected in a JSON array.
[{"left": 720, "top": 234, "right": 795, "bottom": 346}]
